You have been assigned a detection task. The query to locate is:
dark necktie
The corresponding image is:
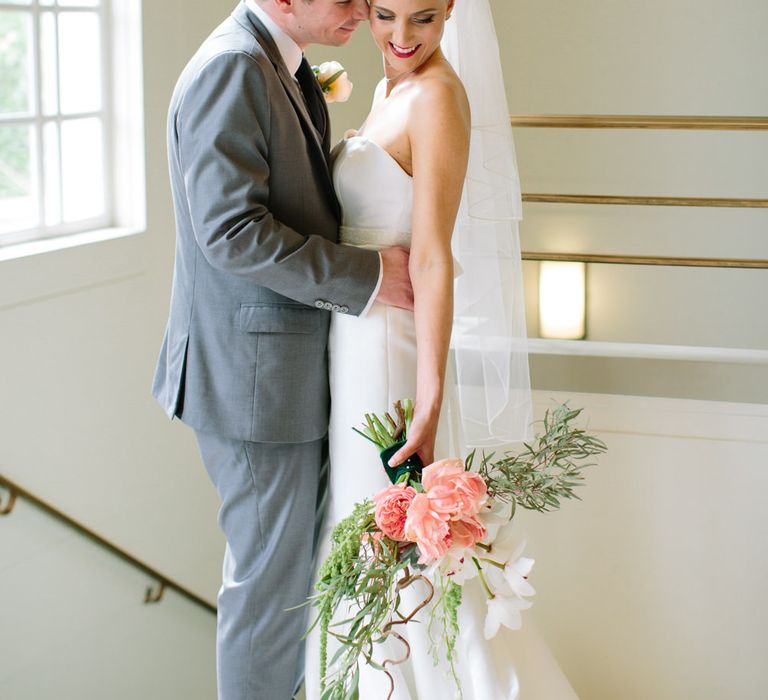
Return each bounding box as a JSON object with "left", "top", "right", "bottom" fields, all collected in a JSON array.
[{"left": 294, "top": 59, "right": 327, "bottom": 138}]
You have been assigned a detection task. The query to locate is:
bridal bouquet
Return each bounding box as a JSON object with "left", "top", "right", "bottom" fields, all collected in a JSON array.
[{"left": 309, "top": 400, "right": 606, "bottom": 699}]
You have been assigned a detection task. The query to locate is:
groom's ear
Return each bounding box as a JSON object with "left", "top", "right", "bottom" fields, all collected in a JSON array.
[{"left": 272, "top": 0, "right": 297, "bottom": 16}]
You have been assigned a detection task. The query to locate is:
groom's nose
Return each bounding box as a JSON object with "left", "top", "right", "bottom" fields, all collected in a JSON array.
[{"left": 350, "top": 0, "right": 369, "bottom": 21}]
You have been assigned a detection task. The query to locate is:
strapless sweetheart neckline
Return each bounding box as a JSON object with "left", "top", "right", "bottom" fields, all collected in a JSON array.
[{"left": 343, "top": 135, "right": 413, "bottom": 180}]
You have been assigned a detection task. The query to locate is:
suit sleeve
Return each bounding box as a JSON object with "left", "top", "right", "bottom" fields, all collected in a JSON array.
[{"left": 175, "top": 50, "right": 380, "bottom": 315}]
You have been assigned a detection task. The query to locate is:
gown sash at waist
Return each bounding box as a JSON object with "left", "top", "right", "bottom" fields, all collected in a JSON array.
[{"left": 339, "top": 225, "right": 411, "bottom": 251}]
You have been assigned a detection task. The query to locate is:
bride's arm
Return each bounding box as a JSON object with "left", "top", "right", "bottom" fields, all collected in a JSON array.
[{"left": 388, "top": 79, "right": 470, "bottom": 468}]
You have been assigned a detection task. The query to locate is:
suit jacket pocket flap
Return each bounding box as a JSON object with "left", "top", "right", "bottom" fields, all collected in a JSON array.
[{"left": 239, "top": 304, "right": 324, "bottom": 334}]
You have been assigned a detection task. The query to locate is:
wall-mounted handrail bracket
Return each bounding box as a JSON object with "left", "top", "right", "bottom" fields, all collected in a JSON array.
[
  {"left": 0, "top": 471, "right": 217, "bottom": 615},
  {"left": 144, "top": 581, "right": 167, "bottom": 605},
  {"left": 0, "top": 488, "right": 17, "bottom": 516}
]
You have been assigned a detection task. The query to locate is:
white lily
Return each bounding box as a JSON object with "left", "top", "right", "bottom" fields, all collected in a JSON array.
[
  {"left": 486, "top": 547, "right": 536, "bottom": 599},
  {"left": 437, "top": 547, "right": 480, "bottom": 584},
  {"left": 477, "top": 497, "right": 514, "bottom": 542},
  {"left": 483, "top": 591, "right": 532, "bottom": 639},
  {"left": 477, "top": 533, "right": 536, "bottom": 639},
  {"left": 480, "top": 519, "right": 526, "bottom": 566}
]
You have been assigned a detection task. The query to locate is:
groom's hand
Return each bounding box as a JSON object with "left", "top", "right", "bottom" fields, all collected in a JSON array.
[{"left": 377, "top": 246, "right": 414, "bottom": 310}]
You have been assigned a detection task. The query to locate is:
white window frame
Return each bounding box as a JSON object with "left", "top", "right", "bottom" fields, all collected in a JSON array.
[{"left": 0, "top": 0, "right": 144, "bottom": 258}]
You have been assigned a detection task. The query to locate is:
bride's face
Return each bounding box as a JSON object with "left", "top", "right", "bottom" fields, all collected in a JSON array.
[{"left": 369, "top": 0, "right": 454, "bottom": 76}]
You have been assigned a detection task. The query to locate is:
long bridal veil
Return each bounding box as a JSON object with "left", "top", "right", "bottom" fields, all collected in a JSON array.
[{"left": 442, "top": 0, "right": 533, "bottom": 449}]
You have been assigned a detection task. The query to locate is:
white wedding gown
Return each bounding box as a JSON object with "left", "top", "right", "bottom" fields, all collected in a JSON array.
[{"left": 304, "top": 136, "right": 579, "bottom": 699}]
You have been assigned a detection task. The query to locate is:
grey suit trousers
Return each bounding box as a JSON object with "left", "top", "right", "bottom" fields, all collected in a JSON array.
[{"left": 195, "top": 430, "right": 328, "bottom": 700}]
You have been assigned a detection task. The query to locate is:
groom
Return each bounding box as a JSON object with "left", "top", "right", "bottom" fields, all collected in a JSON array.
[{"left": 152, "top": 1, "right": 412, "bottom": 698}]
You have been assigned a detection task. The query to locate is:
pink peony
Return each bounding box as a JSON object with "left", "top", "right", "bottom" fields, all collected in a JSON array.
[
  {"left": 422, "top": 459, "right": 488, "bottom": 519},
  {"left": 451, "top": 471, "right": 488, "bottom": 516},
  {"left": 404, "top": 493, "right": 451, "bottom": 564},
  {"left": 422, "top": 459, "right": 466, "bottom": 491},
  {"left": 425, "top": 483, "right": 461, "bottom": 520},
  {"left": 416, "top": 534, "right": 452, "bottom": 565},
  {"left": 373, "top": 484, "right": 417, "bottom": 542},
  {"left": 449, "top": 515, "right": 487, "bottom": 550}
]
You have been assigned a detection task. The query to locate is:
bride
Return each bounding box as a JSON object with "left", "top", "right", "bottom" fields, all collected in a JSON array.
[{"left": 306, "top": 1, "right": 578, "bottom": 697}]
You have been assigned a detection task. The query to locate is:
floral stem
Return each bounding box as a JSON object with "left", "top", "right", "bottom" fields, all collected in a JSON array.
[
  {"left": 472, "top": 557, "right": 495, "bottom": 599},
  {"left": 475, "top": 542, "right": 492, "bottom": 552},
  {"left": 479, "top": 557, "right": 506, "bottom": 570}
]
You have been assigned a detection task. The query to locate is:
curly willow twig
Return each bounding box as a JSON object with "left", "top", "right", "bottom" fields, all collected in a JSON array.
[{"left": 380, "top": 569, "right": 435, "bottom": 700}]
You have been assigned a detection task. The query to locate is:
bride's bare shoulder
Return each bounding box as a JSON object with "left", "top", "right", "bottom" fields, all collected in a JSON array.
[{"left": 407, "top": 67, "right": 470, "bottom": 138}]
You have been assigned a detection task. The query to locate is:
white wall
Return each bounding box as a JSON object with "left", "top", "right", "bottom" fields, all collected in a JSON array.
[
  {"left": 309, "top": 0, "right": 768, "bottom": 403},
  {"left": 1, "top": 498, "right": 217, "bottom": 699},
  {"left": 520, "top": 392, "right": 768, "bottom": 699},
  {"left": 1, "top": 1, "right": 767, "bottom": 698},
  {"left": 0, "top": 0, "right": 228, "bottom": 598},
  {"left": 0, "top": 0, "right": 229, "bottom": 694}
]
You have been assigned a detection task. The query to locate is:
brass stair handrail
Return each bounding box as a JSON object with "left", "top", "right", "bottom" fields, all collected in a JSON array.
[
  {"left": 510, "top": 114, "right": 768, "bottom": 130},
  {"left": 522, "top": 193, "right": 768, "bottom": 208},
  {"left": 522, "top": 252, "right": 768, "bottom": 269},
  {"left": 512, "top": 114, "right": 768, "bottom": 209},
  {"left": 510, "top": 113, "right": 768, "bottom": 265},
  {"left": 0, "top": 472, "right": 216, "bottom": 615}
]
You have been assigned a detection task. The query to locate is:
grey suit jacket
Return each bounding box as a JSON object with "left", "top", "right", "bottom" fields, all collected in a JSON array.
[{"left": 152, "top": 3, "right": 380, "bottom": 443}]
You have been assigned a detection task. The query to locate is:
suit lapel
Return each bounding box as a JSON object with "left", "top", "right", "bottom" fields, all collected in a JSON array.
[{"left": 232, "top": 5, "right": 339, "bottom": 217}]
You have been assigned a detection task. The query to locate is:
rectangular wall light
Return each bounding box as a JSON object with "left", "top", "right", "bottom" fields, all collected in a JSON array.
[{"left": 538, "top": 261, "right": 587, "bottom": 339}]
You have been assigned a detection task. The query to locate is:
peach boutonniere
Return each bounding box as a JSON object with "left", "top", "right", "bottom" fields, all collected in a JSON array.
[{"left": 312, "top": 61, "right": 353, "bottom": 103}]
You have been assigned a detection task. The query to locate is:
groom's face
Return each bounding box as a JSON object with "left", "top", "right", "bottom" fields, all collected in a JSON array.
[{"left": 290, "top": 0, "right": 370, "bottom": 47}]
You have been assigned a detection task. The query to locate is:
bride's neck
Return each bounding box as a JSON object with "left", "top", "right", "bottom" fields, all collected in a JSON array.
[{"left": 382, "top": 49, "right": 445, "bottom": 96}]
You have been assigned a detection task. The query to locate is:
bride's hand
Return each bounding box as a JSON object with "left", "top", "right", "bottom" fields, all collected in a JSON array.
[{"left": 388, "top": 409, "right": 439, "bottom": 468}]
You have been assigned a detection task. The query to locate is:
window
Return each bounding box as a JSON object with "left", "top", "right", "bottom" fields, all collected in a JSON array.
[{"left": 0, "top": 0, "right": 142, "bottom": 251}]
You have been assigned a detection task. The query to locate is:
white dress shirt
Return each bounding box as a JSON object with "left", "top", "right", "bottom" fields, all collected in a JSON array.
[{"left": 245, "top": 0, "right": 302, "bottom": 75}]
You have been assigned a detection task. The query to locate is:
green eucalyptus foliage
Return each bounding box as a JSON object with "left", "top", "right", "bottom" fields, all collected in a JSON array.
[
  {"left": 310, "top": 403, "right": 607, "bottom": 698},
  {"left": 480, "top": 404, "right": 607, "bottom": 512}
]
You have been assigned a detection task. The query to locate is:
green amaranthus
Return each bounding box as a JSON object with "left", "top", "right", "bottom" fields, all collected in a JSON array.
[{"left": 308, "top": 402, "right": 607, "bottom": 699}]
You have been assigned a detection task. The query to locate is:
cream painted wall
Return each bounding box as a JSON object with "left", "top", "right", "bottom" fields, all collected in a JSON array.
[
  {"left": 1, "top": 499, "right": 217, "bottom": 699},
  {"left": 309, "top": 0, "right": 768, "bottom": 403},
  {"left": 1, "top": 0, "right": 229, "bottom": 695},
  {"left": 1, "top": 1, "right": 767, "bottom": 698},
  {"left": 492, "top": 0, "right": 768, "bottom": 403},
  {"left": 521, "top": 391, "right": 768, "bottom": 700},
  {"left": 1, "top": 0, "right": 226, "bottom": 599}
]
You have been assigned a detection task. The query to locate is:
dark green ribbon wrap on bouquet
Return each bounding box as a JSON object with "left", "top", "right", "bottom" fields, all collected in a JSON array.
[{"left": 380, "top": 441, "right": 424, "bottom": 484}]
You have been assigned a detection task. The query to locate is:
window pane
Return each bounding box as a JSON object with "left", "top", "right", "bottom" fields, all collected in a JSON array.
[
  {"left": 0, "top": 125, "right": 37, "bottom": 235},
  {"left": 40, "top": 11, "right": 58, "bottom": 115},
  {"left": 58, "top": 12, "right": 101, "bottom": 114},
  {"left": 43, "top": 121, "right": 61, "bottom": 226},
  {"left": 0, "top": 11, "right": 33, "bottom": 116},
  {"left": 58, "top": 0, "right": 101, "bottom": 6},
  {"left": 61, "top": 117, "right": 104, "bottom": 222}
]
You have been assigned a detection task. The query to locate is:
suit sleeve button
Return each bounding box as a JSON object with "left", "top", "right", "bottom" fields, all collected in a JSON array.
[
  {"left": 340, "top": 305, "right": 349, "bottom": 314},
  {"left": 314, "top": 300, "right": 325, "bottom": 309},
  {"left": 323, "top": 302, "right": 333, "bottom": 311}
]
